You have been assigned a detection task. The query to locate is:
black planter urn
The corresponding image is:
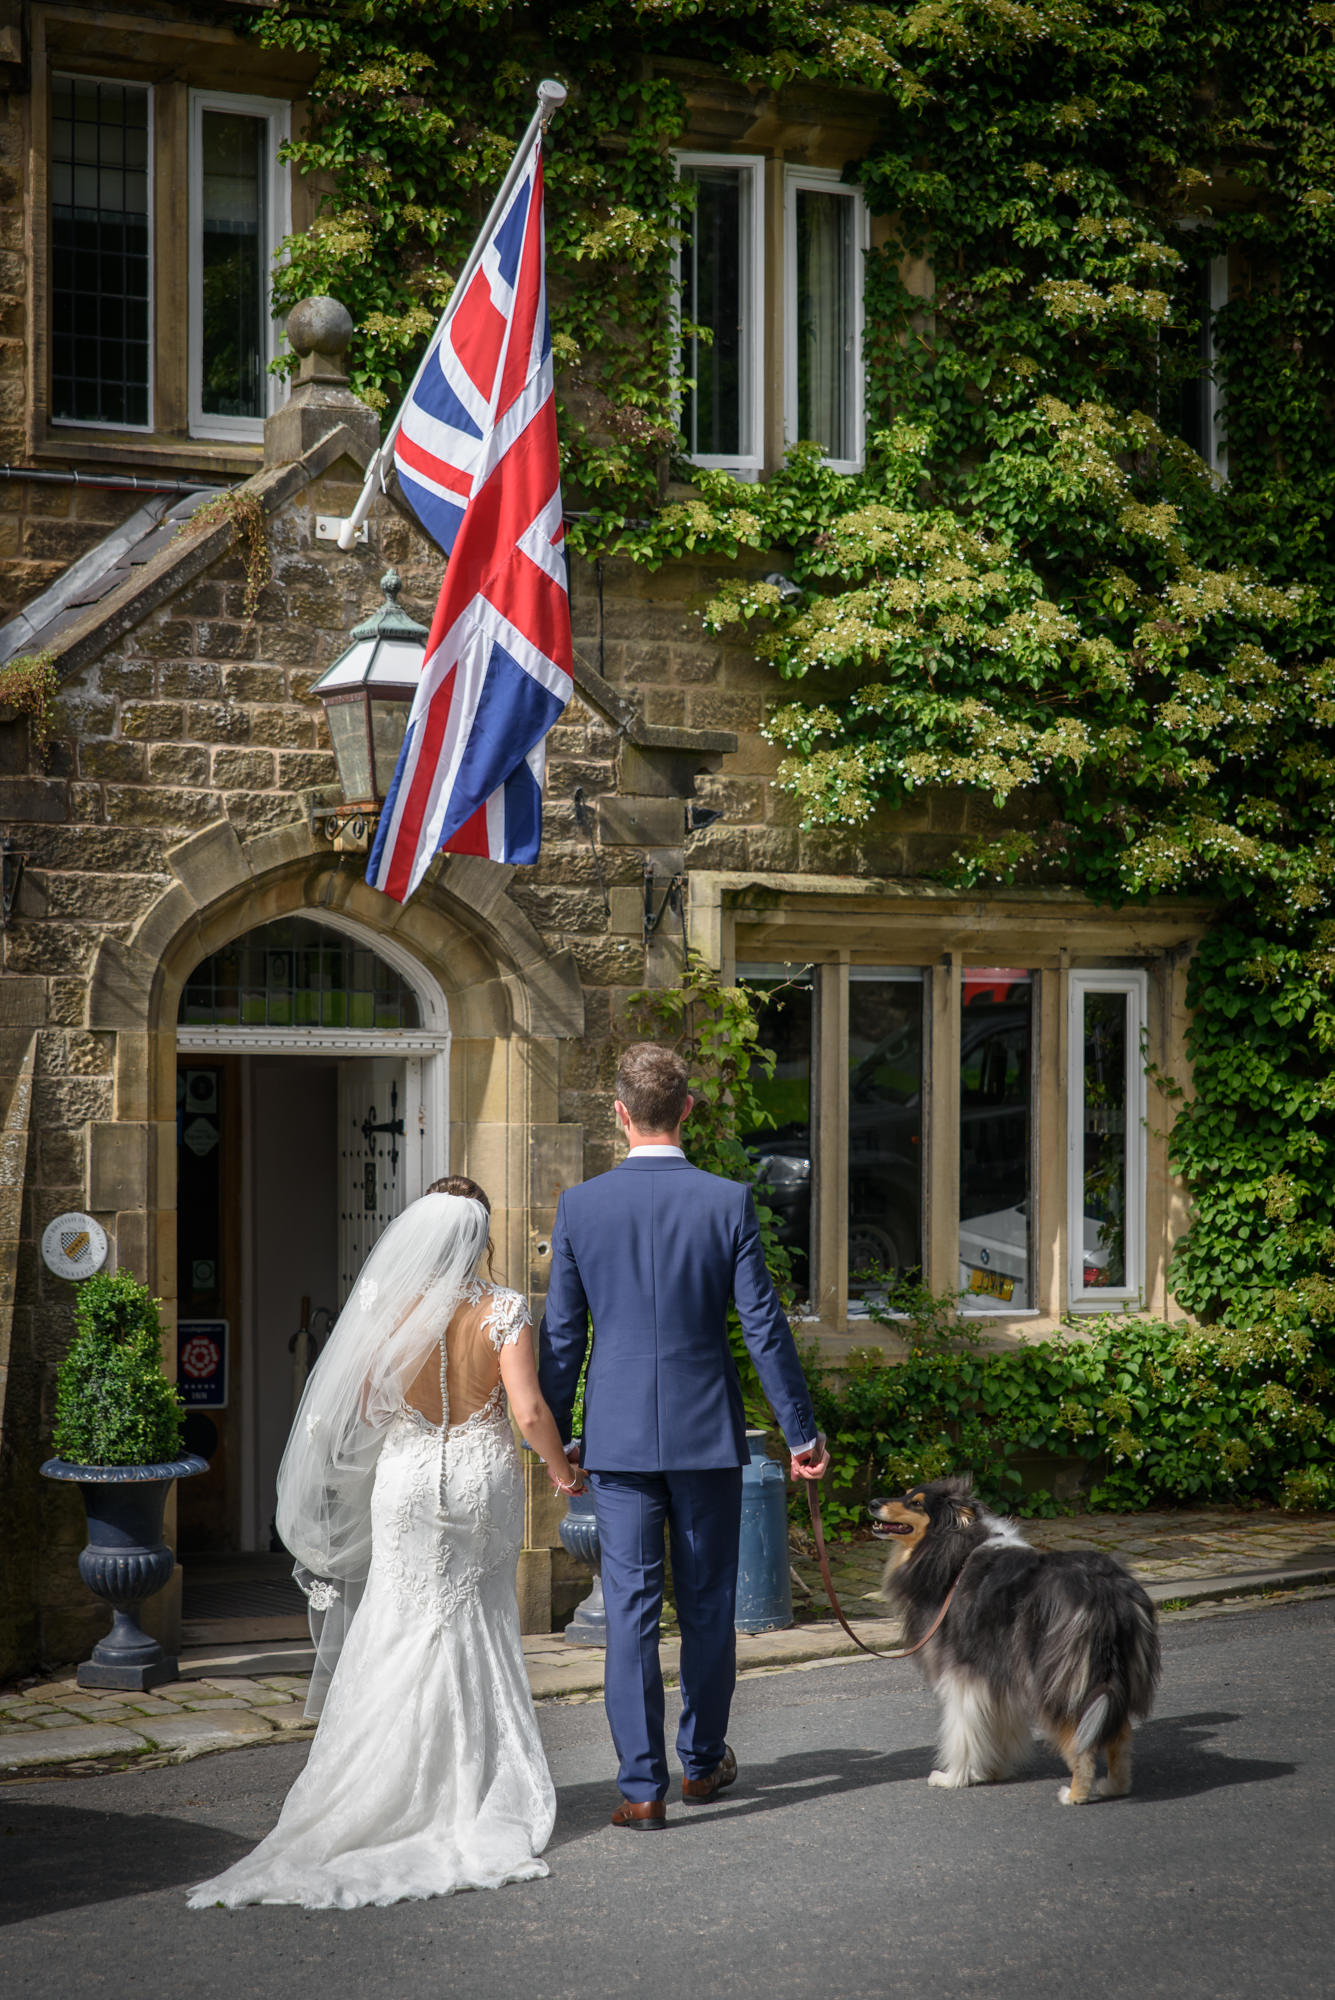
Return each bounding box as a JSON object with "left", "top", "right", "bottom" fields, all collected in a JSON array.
[
  {"left": 558, "top": 1488, "right": 607, "bottom": 1648},
  {"left": 41, "top": 1454, "right": 208, "bottom": 1691}
]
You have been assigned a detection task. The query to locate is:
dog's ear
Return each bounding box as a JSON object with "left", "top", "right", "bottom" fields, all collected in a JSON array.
[{"left": 938, "top": 1474, "right": 977, "bottom": 1526}]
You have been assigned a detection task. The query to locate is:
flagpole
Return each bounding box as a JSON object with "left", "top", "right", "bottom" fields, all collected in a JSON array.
[{"left": 336, "top": 77, "right": 568, "bottom": 554}]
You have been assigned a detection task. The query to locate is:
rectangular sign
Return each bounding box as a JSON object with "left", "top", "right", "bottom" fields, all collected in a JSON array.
[{"left": 177, "top": 1319, "right": 228, "bottom": 1410}]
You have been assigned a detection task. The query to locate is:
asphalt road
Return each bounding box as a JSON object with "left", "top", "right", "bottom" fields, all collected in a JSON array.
[{"left": 2, "top": 1597, "right": 1331, "bottom": 2000}]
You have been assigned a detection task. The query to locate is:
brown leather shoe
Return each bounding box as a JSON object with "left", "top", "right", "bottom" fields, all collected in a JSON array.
[
  {"left": 681, "top": 1744, "right": 738, "bottom": 1803},
  {"left": 610, "top": 1797, "right": 666, "bottom": 1830}
]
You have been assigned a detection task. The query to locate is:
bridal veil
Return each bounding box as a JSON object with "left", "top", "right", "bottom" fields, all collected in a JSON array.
[{"left": 275, "top": 1189, "right": 490, "bottom": 1710}]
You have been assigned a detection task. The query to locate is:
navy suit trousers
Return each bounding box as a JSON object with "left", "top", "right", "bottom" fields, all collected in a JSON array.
[{"left": 589, "top": 1465, "right": 743, "bottom": 1801}]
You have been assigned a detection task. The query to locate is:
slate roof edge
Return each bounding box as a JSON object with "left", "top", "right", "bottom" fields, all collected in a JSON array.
[{"left": 46, "top": 422, "right": 375, "bottom": 684}]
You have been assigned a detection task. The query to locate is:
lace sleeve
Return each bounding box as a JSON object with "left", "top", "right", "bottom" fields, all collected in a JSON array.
[{"left": 482, "top": 1286, "right": 532, "bottom": 1353}]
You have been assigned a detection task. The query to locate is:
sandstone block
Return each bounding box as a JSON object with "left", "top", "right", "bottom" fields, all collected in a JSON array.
[
  {"left": 276, "top": 749, "right": 338, "bottom": 791},
  {"left": 78, "top": 739, "right": 148, "bottom": 784},
  {"left": 598, "top": 797, "right": 685, "bottom": 846},
  {"left": 185, "top": 703, "right": 250, "bottom": 744},
  {"left": 119, "top": 702, "right": 184, "bottom": 742},
  {"left": 104, "top": 785, "right": 225, "bottom": 832},
  {"left": 146, "top": 743, "right": 210, "bottom": 787},
  {"left": 248, "top": 706, "right": 317, "bottom": 749},
  {"left": 220, "top": 665, "right": 285, "bottom": 703},
  {"left": 88, "top": 1121, "right": 148, "bottom": 1211},
  {"left": 0, "top": 777, "right": 68, "bottom": 823},
  {"left": 166, "top": 819, "right": 250, "bottom": 910},
  {"left": 158, "top": 662, "right": 223, "bottom": 700},
  {"left": 99, "top": 661, "right": 154, "bottom": 700},
  {"left": 212, "top": 747, "right": 276, "bottom": 790},
  {"left": 0, "top": 976, "right": 46, "bottom": 1027}
]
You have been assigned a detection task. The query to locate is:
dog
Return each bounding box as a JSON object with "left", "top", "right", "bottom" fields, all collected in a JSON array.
[{"left": 869, "top": 1475, "right": 1160, "bottom": 1804}]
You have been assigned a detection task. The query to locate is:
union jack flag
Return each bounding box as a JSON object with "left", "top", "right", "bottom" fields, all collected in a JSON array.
[{"left": 367, "top": 138, "right": 572, "bottom": 901}]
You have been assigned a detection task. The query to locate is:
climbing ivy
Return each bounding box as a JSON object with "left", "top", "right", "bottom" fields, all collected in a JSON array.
[{"left": 253, "top": 3, "right": 1335, "bottom": 1504}]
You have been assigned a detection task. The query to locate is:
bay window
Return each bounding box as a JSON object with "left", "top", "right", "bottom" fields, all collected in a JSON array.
[{"left": 737, "top": 952, "right": 1158, "bottom": 1337}]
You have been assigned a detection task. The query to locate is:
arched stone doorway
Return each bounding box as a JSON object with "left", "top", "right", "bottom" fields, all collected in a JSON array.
[
  {"left": 80, "top": 816, "right": 585, "bottom": 1643},
  {"left": 174, "top": 909, "right": 452, "bottom": 1553}
]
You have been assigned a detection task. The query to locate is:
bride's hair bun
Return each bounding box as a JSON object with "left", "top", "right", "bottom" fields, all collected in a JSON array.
[{"left": 426, "top": 1174, "right": 490, "bottom": 1213}]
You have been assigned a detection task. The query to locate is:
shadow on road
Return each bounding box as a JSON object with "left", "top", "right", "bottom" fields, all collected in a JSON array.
[
  {"left": 548, "top": 1741, "right": 933, "bottom": 1847},
  {"left": 0, "top": 1802, "right": 251, "bottom": 1925},
  {"left": 1126, "top": 1710, "right": 1296, "bottom": 1802}
]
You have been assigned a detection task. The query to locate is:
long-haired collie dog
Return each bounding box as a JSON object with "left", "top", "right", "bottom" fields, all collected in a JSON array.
[{"left": 870, "top": 1476, "right": 1160, "bottom": 1805}]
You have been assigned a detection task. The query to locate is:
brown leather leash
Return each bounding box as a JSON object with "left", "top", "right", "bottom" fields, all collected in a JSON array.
[{"left": 804, "top": 1478, "right": 962, "bottom": 1661}]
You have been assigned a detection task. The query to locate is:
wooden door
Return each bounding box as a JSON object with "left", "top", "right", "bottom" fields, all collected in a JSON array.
[{"left": 337, "top": 1056, "right": 410, "bottom": 1305}]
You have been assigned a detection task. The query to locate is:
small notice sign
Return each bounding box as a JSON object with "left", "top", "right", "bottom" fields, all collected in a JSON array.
[
  {"left": 178, "top": 1319, "right": 228, "bottom": 1409},
  {"left": 41, "top": 1212, "right": 108, "bottom": 1280}
]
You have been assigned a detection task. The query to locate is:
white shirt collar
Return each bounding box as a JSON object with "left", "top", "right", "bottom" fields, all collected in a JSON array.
[{"left": 627, "top": 1143, "right": 685, "bottom": 1157}]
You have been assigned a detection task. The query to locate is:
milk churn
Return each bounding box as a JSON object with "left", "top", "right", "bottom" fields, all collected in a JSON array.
[{"left": 734, "top": 1430, "right": 793, "bottom": 1634}]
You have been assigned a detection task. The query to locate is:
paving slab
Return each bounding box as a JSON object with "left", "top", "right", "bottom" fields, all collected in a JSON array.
[
  {"left": 133, "top": 1709, "right": 277, "bottom": 1759},
  {"left": 0, "top": 1722, "right": 151, "bottom": 1770}
]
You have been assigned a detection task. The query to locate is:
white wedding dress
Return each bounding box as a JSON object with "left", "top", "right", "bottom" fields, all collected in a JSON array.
[{"left": 188, "top": 1283, "right": 555, "bottom": 1910}]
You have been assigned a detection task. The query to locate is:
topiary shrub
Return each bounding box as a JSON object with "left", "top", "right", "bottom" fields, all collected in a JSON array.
[{"left": 51, "top": 1271, "right": 185, "bottom": 1467}]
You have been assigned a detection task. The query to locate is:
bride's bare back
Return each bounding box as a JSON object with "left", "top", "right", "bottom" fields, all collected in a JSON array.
[{"left": 402, "top": 1281, "right": 520, "bottom": 1430}]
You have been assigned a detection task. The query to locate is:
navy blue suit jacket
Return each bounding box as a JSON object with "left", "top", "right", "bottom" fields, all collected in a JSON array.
[{"left": 537, "top": 1154, "right": 817, "bottom": 1472}]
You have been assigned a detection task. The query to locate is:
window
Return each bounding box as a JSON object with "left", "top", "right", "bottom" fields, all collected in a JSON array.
[
  {"left": 1170, "top": 244, "right": 1228, "bottom": 479},
  {"left": 50, "top": 75, "right": 152, "bottom": 428},
  {"left": 743, "top": 966, "right": 814, "bottom": 1301},
  {"left": 958, "top": 969, "right": 1035, "bottom": 1313},
  {"left": 45, "top": 70, "right": 290, "bottom": 444},
  {"left": 180, "top": 918, "right": 422, "bottom": 1031},
  {"left": 785, "top": 168, "right": 867, "bottom": 472},
  {"left": 736, "top": 949, "right": 1162, "bottom": 1334},
  {"left": 189, "top": 91, "right": 291, "bottom": 440},
  {"left": 848, "top": 968, "right": 924, "bottom": 1298},
  {"left": 674, "top": 154, "right": 764, "bottom": 472},
  {"left": 1067, "top": 971, "right": 1147, "bottom": 1309}
]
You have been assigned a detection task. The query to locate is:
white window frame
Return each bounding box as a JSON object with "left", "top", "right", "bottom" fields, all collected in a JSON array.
[
  {"left": 188, "top": 88, "right": 291, "bottom": 443},
  {"left": 1067, "top": 970, "right": 1148, "bottom": 1312},
  {"left": 783, "top": 166, "right": 868, "bottom": 475},
  {"left": 672, "top": 152, "right": 765, "bottom": 475},
  {"left": 50, "top": 72, "right": 156, "bottom": 435}
]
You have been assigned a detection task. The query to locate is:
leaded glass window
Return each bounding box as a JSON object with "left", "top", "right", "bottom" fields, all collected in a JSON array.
[
  {"left": 51, "top": 75, "right": 151, "bottom": 428},
  {"left": 179, "top": 919, "right": 421, "bottom": 1030}
]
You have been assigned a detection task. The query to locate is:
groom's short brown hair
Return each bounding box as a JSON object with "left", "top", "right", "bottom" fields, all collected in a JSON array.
[{"left": 616, "top": 1043, "right": 690, "bottom": 1133}]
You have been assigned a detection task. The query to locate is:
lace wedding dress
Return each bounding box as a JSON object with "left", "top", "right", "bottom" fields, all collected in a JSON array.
[{"left": 188, "top": 1283, "right": 555, "bottom": 1910}]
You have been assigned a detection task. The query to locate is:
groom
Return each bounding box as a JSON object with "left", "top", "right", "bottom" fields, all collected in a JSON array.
[{"left": 538, "top": 1042, "right": 829, "bottom": 1829}]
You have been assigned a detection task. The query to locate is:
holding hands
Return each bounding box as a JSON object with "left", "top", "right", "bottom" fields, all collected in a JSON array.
[{"left": 551, "top": 1440, "right": 588, "bottom": 1496}]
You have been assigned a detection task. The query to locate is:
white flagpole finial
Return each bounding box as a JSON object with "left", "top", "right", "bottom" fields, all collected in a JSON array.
[{"left": 538, "top": 78, "right": 568, "bottom": 124}]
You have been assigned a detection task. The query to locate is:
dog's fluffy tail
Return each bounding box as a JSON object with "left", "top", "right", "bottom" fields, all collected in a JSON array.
[{"left": 1074, "top": 1689, "right": 1111, "bottom": 1755}]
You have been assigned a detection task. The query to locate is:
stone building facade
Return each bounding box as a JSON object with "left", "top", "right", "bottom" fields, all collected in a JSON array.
[{"left": 0, "top": 4, "right": 1210, "bottom": 1679}]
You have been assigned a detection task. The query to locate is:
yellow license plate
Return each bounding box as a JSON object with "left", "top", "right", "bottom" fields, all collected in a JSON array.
[{"left": 967, "top": 1267, "right": 1014, "bottom": 1300}]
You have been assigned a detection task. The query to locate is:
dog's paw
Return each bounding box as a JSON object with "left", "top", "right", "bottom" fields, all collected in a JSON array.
[
  {"left": 1057, "top": 1784, "right": 1093, "bottom": 1806},
  {"left": 928, "top": 1768, "right": 968, "bottom": 1789},
  {"left": 1094, "top": 1776, "right": 1130, "bottom": 1800}
]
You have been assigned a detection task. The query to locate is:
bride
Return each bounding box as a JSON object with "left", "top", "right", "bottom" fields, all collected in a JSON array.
[{"left": 188, "top": 1176, "right": 583, "bottom": 1910}]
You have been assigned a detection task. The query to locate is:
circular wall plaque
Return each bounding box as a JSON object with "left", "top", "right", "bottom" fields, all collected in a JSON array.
[{"left": 41, "top": 1212, "right": 109, "bottom": 1280}]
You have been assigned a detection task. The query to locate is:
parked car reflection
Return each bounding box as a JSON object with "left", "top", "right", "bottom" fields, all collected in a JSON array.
[{"left": 746, "top": 998, "right": 1034, "bottom": 1296}]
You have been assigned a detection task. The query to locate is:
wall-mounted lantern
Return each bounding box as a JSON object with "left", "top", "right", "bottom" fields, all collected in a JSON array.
[{"left": 310, "top": 569, "right": 427, "bottom": 843}]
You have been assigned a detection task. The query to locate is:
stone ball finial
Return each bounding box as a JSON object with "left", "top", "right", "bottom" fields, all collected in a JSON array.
[{"left": 286, "top": 297, "right": 354, "bottom": 359}]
